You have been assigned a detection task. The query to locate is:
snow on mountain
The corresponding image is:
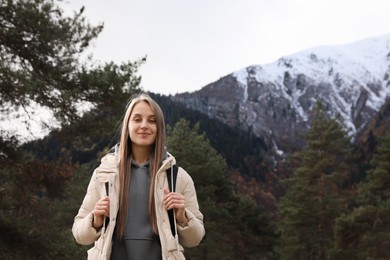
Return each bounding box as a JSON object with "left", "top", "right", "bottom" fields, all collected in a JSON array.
[
  {"left": 235, "top": 34, "right": 389, "bottom": 91},
  {"left": 234, "top": 34, "right": 390, "bottom": 131},
  {"left": 175, "top": 34, "right": 390, "bottom": 155}
]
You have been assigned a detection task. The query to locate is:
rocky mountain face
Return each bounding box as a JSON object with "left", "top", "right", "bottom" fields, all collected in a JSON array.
[{"left": 173, "top": 34, "right": 390, "bottom": 157}]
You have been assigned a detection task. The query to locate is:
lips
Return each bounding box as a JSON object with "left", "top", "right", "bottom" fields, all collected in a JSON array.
[{"left": 138, "top": 132, "right": 150, "bottom": 137}]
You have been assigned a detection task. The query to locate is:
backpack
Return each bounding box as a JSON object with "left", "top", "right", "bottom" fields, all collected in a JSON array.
[{"left": 166, "top": 164, "right": 178, "bottom": 236}]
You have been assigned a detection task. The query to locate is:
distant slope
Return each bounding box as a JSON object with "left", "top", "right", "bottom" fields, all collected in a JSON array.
[{"left": 174, "top": 34, "right": 390, "bottom": 157}]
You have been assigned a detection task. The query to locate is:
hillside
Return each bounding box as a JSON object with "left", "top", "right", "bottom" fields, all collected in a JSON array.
[{"left": 173, "top": 34, "right": 390, "bottom": 157}]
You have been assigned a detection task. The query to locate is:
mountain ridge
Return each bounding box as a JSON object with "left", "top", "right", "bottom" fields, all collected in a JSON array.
[{"left": 173, "top": 33, "right": 390, "bottom": 156}]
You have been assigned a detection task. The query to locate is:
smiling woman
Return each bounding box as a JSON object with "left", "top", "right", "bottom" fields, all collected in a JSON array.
[
  {"left": 128, "top": 101, "right": 157, "bottom": 153},
  {"left": 72, "top": 93, "right": 205, "bottom": 260}
]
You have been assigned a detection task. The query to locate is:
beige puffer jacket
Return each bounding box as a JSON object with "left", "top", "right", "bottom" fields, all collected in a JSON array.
[{"left": 72, "top": 151, "right": 205, "bottom": 260}]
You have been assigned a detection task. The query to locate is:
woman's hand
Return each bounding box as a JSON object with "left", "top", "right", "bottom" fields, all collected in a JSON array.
[
  {"left": 91, "top": 196, "right": 110, "bottom": 229},
  {"left": 163, "top": 188, "right": 187, "bottom": 223}
]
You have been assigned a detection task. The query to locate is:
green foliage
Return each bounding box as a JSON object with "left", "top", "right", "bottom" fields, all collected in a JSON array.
[
  {"left": 359, "top": 131, "right": 390, "bottom": 204},
  {"left": 23, "top": 61, "right": 145, "bottom": 164},
  {"left": 0, "top": 149, "right": 83, "bottom": 259},
  {"left": 332, "top": 131, "right": 390, "bottom": 259},
  {"left": 0, "top": 0, "right": 103, "bottom": 122},
  {"left": 1, "top": 0, "right": 144, "bottom": 155},
  {"left": 167, "top": 119, "right": 227, "bottom": 188},
  {"left": 167, "top": 119, "right": 278, "bottom": 259},
  {"left": 278, "top": 103, "right": 356, "bottom": 259}
]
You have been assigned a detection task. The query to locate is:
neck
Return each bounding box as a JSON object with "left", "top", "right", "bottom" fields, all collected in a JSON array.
[{"left": 132, "top": 145, "right": 152, "bottom": 165}]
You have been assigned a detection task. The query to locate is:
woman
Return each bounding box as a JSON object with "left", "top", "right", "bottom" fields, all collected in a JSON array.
[{"left": 72, "top": 93, "right": 205, "bottom": 259}]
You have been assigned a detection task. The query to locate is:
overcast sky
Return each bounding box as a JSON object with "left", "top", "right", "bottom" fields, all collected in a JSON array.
[{"left": 62, "top": 0, "right": 390, "bottom": 96}]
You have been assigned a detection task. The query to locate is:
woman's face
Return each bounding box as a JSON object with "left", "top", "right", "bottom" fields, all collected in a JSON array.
[{"left": 128, "top": 101, "right": 157, "bottom": 149}]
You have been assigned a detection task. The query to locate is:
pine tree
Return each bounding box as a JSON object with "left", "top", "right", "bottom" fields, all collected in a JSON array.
[
  {"left": 1, "top": 0, "right": 100, "bottom": 123},
  {"left": 332, "top": 131, "right": 390, "bottom": 259},
  {"left": 278, "top": 103, "right": 355, "bottom": 259},
  {"left": 1, "top": 0, "right": 144, "bottom": 145}
]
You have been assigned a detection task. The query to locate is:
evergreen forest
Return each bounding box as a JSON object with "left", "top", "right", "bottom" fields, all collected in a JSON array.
[{"left": 1, "top": 1, "right": 389, "bottom": 259}]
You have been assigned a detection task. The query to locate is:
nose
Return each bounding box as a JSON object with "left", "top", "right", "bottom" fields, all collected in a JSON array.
[{"left": 140, "top": 120, "right": 148, "bottom": 129}]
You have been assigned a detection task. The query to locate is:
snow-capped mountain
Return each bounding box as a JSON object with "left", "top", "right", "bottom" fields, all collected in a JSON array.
[{"left": 174, "top": 34, "right": 390, "bottom": 155}]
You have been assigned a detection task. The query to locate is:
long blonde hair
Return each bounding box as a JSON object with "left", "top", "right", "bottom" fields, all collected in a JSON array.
[{"left": 116, "top": 93, "right": 166, "bottom": 239}]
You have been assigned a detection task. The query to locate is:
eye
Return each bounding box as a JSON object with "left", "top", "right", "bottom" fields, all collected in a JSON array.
[
  {"left": 133, "top": 117, "right": 142, "bottom": 122},
  {"left": 148, "top": 117, "right": 157, "bottom": 123}
]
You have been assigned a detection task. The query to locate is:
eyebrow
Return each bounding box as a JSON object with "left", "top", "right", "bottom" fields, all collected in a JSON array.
[{"left": 132, "top": 113, "right": 155, "bottom": 118}]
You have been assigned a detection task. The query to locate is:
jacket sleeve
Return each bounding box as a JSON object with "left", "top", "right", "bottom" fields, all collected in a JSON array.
[
  {"left": 176, "top": 168, "right": 205, "bottom": 247},
  {"left": 72, "top": 170, "right": 102, "bottom": 245}
]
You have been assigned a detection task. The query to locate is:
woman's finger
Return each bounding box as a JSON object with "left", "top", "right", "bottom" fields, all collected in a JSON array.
[{"left": 164, "top": 192, "right": 185, "bottom": 210}]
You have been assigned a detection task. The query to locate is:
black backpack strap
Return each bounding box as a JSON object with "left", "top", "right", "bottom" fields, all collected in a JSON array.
[
  {"left": 166, "top": 164, "right": 178, "bottom": 236},
  {"left": 104, "top": 182, "right": 110, "bottom": 228},
  {"left": 105, "top": 182, "right": 109, "bottom": 195}
]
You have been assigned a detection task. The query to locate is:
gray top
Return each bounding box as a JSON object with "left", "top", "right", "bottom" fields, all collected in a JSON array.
[
  {"left": 124, "top": 160, "right": 156, "bottom": 240},
  {"left": 110, "top": 160, "right": 161, "bottom": 260}
]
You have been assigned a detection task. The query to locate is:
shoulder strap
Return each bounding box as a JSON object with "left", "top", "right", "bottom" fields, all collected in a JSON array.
[
  {"left": 166, "top": 164, "right": 178, "bottom": 236},
  {"left": 104, "top": 182, "right": 110, "bottom": 228},
  {"left": 105, "top": 182, "right": 109, "bottom": 195},
  {"left": 167, "top": 164, "right": 178, "bottom": 192}
]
